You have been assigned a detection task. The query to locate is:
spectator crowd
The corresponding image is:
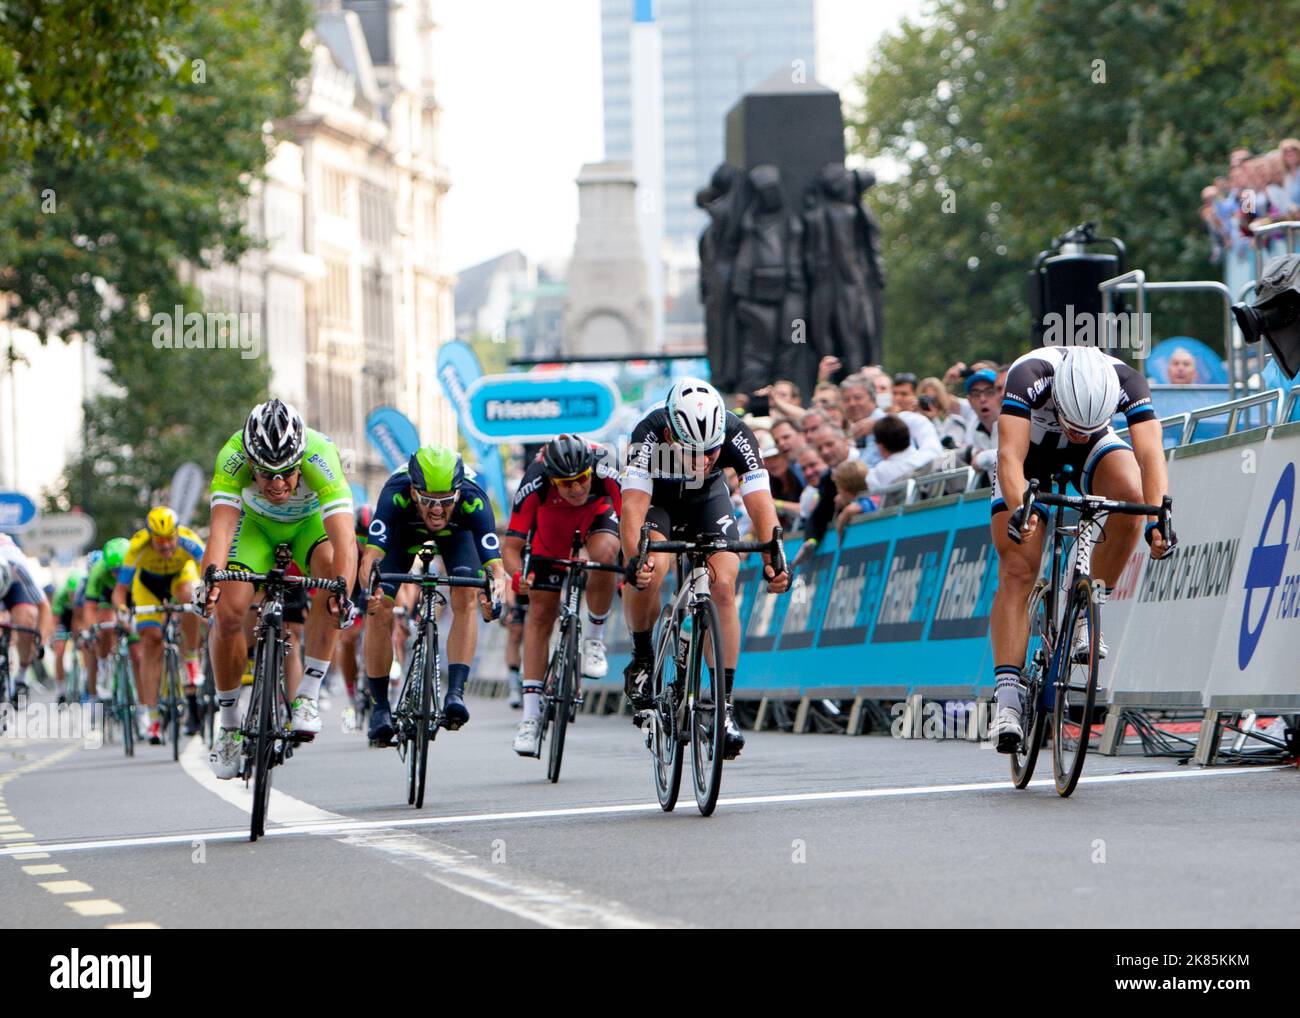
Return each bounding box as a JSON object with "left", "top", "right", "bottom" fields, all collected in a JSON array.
[{"left": 723, "top": 355, "right": 1008, "bottom": 553}]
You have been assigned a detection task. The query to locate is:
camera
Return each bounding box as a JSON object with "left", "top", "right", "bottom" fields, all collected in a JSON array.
[
  {"left": 1231, "top": 253, "right": 1300, "bottom": 378},
  {"left": 918, "top": 394, "right": 936, "bottom": 412}
]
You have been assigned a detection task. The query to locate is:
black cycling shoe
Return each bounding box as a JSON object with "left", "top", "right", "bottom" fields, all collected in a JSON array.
[
  {"left": 443, "top": 675, "right": 469, "bottom": 729},
  {"left": 723, "top": 704, "right": 745, "bottom": 760},
  {"left": 368, "top": 703, "right": 394, "bottom": 747},
  {"left": 623, "top": 656, "right": 654, "bottom": 711}
]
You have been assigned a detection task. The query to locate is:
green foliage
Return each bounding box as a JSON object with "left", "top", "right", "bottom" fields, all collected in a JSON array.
[
  {"left": 0, "top": 0, "right": 188, "bottom": 168},
  {"left": 849, "top": 0, "right": 1300, "bottom": 376},
  {"left": 5, "top": 1, "right": 313, "bottom": 537}
]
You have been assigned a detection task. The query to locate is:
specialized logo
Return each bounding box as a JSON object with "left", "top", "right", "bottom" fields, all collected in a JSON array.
[{"left": 1239, "top": 462, "right": 1293, "bottom": 669}]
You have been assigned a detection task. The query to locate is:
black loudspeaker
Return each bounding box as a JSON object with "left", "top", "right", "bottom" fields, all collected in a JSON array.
[{"left": 1029, "top": 223, "right": 1126, "bottom": 348}]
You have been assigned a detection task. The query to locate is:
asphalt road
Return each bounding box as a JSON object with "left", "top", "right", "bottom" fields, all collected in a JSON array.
[{"left": 2, "top": 688, "right": 1296, "bottom": 929}]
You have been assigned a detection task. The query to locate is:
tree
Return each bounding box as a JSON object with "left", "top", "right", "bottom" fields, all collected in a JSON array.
[
  {"left": 5, "top": 1, "right": 314, "bottom": 537},
  {"left": 849, "top": 0, "right": 1300, "bottom": 376}
]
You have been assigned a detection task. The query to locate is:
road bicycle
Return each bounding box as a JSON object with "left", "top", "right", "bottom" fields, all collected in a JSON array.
[
  {"left": 373, "top": 544, "right": 498, "bottom": 808},
  {"left": 520, "top": 529, "right": 624, "bottom": 783},
  {"left": 633, "top": 521, "right": 787, "bottom": 816},
  {"left": 1010, "top": 468, "right": 1174, "bottom": 796},
  {"left": 206, "top": 546, "right": 346, "bottom": 841}
]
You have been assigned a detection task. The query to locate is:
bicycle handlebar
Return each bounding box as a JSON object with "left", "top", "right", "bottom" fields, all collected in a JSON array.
[
  {"left": 635, "top": 521, "right": 789, "bottom": 577},
  {"left": 1020, "top": 479, "right": 1174, "bottom": 543},
  {"left": 207, "top": 568, "right": 345, "bottom": 594}
]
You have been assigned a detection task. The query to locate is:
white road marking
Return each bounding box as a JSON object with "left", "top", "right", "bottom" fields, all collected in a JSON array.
[
  {"left": 339, "top": 829, "right": 686, "bottom": 929},
  {"left": 179, "top": 735, "right": 341, "bottom": 824},
  {"left": 179, "top": 736, "right": 680, "bottom": 929},
  {"left": 22, "top": 864, "right": 66, "bottom": 875},
  {"left": 5, "top": 762, "right": 1287, "bottom": 859}
]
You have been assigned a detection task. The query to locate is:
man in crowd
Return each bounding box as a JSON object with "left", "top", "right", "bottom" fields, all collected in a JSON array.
[
  {"left": 1166, "top": 347, "right": 1200, "bottom": 385},
  {"left": 957, "top": 368, "right": 1002, "bottom": 486}
]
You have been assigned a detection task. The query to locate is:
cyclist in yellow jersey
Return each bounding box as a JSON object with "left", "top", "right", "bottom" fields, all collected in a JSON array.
[{"left": 111, "top": 506, "right": 205, "bottom": 744}]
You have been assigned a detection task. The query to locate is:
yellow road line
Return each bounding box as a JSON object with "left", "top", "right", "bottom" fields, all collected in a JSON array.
[
  {"left": 40, "top": 880, "right": 94, "bottom": 894},
  {"left": 65, "top": 899, "right": 124, "bottom": 917}
]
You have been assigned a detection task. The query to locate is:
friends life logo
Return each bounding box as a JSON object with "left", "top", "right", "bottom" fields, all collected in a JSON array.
[
  {"left": 49, "top": 949, "right": 151, "bottom": 998},
  {"left": 151, "top": 305, "right": 261, "bottom": 360}
]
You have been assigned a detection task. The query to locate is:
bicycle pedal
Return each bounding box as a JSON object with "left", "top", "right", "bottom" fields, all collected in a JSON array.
[{"left": 632, "top": 710, "right": 649, "bottom": 729}]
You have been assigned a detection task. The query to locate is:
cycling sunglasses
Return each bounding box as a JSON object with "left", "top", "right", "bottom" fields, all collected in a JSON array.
[
  {"left": 253, "top": 464, "right": 301, "bottom": 482},
  {"left": 413, "top": 491, "right": 458, "bottom": 510}
]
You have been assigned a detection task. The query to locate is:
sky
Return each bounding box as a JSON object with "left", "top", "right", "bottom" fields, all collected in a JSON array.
[{"left": 436, "top": 0, "right": 928, "bottom": 273}]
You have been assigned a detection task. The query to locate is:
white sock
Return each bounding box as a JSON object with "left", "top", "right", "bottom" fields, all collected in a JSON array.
[
  {"left": 587, "top": 609, "right": 609, "bottom": 643},
  {"left": 299, "top": 656, "right": 329, "bottom": 700},
  {"left": 522, "top": 681, "right": 544, "bottom": 722},
  {"left": 218, "top": 690, "right": 241, "bottom": 730}
]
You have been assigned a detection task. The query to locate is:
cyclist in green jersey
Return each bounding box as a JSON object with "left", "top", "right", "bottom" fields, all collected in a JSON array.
[{"left": 198, "top": 399, "right": 358, "bottom": 779}]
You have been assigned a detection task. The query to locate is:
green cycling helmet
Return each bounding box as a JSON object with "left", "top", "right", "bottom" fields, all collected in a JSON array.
[
  {"left": 407, "top": 445, "right": 464, "bottom": 494},
  {"left": 103, "top": 537, "right": 130, "bottom": 570},
  {"left": 63, "top": 572, "right": 81, "bottom": 595}
]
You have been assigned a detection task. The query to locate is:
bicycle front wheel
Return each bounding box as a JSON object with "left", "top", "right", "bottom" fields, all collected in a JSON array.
[
  {"left": 117, "top": 655, "right": 135, "bottom": 759},
  {"left": 1052, "top": 577, "right": 1100, "bottom": 797},
  {"left": 689, "top": 599, "right": 726, "bottom": 816},
  {"left": 248, "top": 637, "right": 278, "bottom": 841},
  {"left": 413, "top": 627, "right": 436, "bottom": 809},
  {"left": 164, "top": 648, "right": 182, "bottom": 762},
  {"left": 547, "top": 619, "right": 577, "bottom": 784},
  {"left": 650, "top": 606, "right": 683, "bottom": 812}
]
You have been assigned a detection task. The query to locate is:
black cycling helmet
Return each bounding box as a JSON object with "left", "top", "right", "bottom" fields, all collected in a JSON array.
[
  {"left": 243, "top": 398, "right": 306, "bottom": 472},
  {"left": 541, "top": 434, "right": 594, "bottom": 479}
]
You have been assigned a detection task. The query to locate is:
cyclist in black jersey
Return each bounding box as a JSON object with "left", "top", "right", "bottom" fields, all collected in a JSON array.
[
  {"left": 620, "top": 378, "right": 789, "bottom": 759},
  {"left": 988, "top": 345, "right": 1177, "bottom": 750}
]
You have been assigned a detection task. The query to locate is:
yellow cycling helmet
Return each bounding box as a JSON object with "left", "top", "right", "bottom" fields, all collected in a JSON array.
[{"left": 146, "top": 505, "right": 178, "bottom": 538}]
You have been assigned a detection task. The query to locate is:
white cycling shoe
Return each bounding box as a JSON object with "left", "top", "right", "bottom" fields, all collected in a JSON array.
[
  {"left": 209, "top": 727, "right": 243, "bottom": 780},
  {"left": 990, "top": 705, "right": 1023, "bottom": 754},
  {"left": 507, "top": 673, "right": 523, "bottom": 709},
  {"left": 582, "top": 639, "right": 608, "bottom": 678},
  {"left": 513, "top": 717, "right": 541, "bottom": 757},
  {"left": 290, "top": 696, "right": 321, "bottom": 740},
  {"left": 1071, "top": 624, "right": 1108, "bottom": 662}
]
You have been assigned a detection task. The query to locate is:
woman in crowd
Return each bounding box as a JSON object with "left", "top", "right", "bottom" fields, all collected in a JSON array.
[{"left": 917, "top": 376, "right": 968, "bottom": 449}]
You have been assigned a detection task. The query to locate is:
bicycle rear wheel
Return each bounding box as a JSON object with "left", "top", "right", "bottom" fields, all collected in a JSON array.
[
  {"left": 650, "top": 606, "right": 683, "bottom": 812},
  {"left": 1011, "top": 579, "right": 1051, "bottom": 788},
  {"left": 248, "top": 636, "right": 278, "bottom": 841},
  {"left": 547, "top": 619, "right": 577, "bottom": 784},
  {"left": 689, "top": 599, "right": 726, "bottom": 817},
  {"left": 1052, "top": 577, "right": 1100, "bottom": 797}
]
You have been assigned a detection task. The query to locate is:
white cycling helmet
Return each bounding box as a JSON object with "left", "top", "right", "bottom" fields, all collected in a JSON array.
[
  {"left": 0, "top": 561, "right": 12, "bottom": 600},
  {"left": 666, "top": 378, "right": 727, "bottom": 451},
  {"left": 1053, "top": 347, "right": 1121, "bottom": 433}
]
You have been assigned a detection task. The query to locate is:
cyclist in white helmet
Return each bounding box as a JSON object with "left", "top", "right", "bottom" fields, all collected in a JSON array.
[
  {"left": 620, "top": 378, "right": 790, "bottom": 760},
  {"left": 988, "top": 344, "right": 1176, "bottom": 751}
]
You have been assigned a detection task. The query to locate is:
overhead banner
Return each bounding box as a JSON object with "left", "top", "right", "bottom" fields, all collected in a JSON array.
[
  {"left": 435, "top": 341, "right": 508, "bottom": 513},
  {"left": 464, "top": 374, "right": 621, "bottom": 444},
  {"left": 365, "top": 406, "right": 421, "bottom": 472}
]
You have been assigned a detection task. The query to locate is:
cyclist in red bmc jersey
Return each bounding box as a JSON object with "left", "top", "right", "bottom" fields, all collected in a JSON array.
[{"left": 502, "top": 435, "right": 622, "bottom": 757}]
